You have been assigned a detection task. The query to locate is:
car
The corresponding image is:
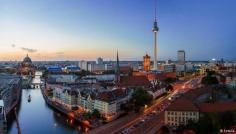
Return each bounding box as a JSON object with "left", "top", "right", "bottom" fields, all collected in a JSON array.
[
  {"left": 121, "top": 129, "right": 128, "bottom": 134},
  {"left": 133, "top": 123, "right": 139, "bottom": 128},
  {"left": 130, "top": 126, "right": 135, "bottom": 130}
]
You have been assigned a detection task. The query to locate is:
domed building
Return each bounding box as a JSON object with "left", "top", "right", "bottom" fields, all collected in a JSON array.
[{"left": 18, "top": 54, "right": 35, "bottom": 76}]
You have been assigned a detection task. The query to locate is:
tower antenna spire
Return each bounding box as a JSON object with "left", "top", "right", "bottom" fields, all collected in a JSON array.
[{"left": 154, "top": 0, "right": 157, "bottom": 21}]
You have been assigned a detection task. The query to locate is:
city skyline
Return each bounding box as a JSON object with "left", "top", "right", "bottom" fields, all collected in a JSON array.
[{"left": 1, "top": 0, "right": 236, "bottom": 61}]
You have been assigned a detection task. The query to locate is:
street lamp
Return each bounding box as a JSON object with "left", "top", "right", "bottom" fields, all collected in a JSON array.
[{"left": 144, "top": 104, "right": 148, "bottom": 109}]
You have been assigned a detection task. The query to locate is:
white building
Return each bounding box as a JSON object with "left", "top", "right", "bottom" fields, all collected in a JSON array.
[
  {"left": 164, "top": 98, "right": 199, "bottom": 127},
  {"left": 48, "top": 75, "right": 78, "bottom": 83},
  {"left": 185, "top": 62, "right": 194, "bottom": 72},
  {"left": 79, "top": 60, "right": 88, "bottom": 71},
  {"left": 148, "top": 88, "right": 166, "bottom": 98},
  {"left": 158, "top": 64, "right": 175, "bottom": 73},
  {"left": 84, "top": 74, "right": 115, "bottom": 82},
  {"left": 176, "top": 64, "right": 185, "bottom": 73},
  {"left": 48, "top": 78, "right": 131, "bottom": 120},
  {"left": 94, "top": 89, "right": 129, "bottom": 120},
  {"left": 88, "top": 64, "right": 106, "bottom": 72},
  {"left": 52, "top": 85, "right": 78, "bottom": 110},
  {"left": 31, "top": 71, "right": 43, "bottom": 89}
]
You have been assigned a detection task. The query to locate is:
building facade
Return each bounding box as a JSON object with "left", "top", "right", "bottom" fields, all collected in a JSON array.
[
  {"left": 46, "top": 74, "right": 131, "bottom": 120},
  {"left": 143, "top": 54, "right": 151, "bottom": 71},
  {"left": 177, "top": 50, "right": 186, "bottom": 65},
  {"left": 164, "top": 98, "right": 199, "bottom": 127},
  {"left": 79, "top": 60, "right": 88, "bottom": 71},
  {"left": 18, "top": 54, "right": 35, "bottom": 76}
]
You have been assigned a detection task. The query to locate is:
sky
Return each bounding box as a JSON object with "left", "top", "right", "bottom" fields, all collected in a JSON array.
[{"left": 0, "top": 0, "right": 236, "bottom": 61}]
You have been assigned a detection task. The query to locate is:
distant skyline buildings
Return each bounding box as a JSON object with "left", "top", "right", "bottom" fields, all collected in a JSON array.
[{"left": 0, "top": 0, "right": 236, "bottom": 61}]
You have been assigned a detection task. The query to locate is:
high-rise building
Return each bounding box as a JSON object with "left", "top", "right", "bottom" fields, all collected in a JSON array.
[
  {"left": 143, "top": 54, "right": 151, "bottom": 71},
  {"left": 152, "top": 1, "right": 159, "bottom": 70},
  {"left": 177, "top": 50, "right": 185, "bottom": 65}
]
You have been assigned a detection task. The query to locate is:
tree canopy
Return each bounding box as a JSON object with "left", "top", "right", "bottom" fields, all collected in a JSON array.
[
  {"left": 201, "top": 76, "right": 219, "bottom": 85},
  {"left": 91, "top": 109, "right": 101, "bottom": 118},
  {"left": 132, "top": 87, "right": 153, "bottom": 111}
]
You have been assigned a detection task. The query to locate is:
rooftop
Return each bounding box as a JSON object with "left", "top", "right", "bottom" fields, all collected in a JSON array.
[
  {"left": 97, "top": 88, "right": 127, "bottom": 102},
  {"left": 166, "top": 97, "right": 199, "bottom": 111},
  {"left": 198, "top": 102, "right": 236, "bottom": 112},
  {"left": 120, "top": 76, "right": 151, "bottom": 87}
]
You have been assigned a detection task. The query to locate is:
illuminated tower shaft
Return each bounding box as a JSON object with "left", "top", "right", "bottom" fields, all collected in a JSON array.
[
  {"left": 152, "top": 17, "right": 159, "bottom": 70},
  {"left": 153, "top": 30, "right": 158, "bottom": 70}
]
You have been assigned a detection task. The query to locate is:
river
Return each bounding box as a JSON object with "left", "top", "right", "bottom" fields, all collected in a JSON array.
[{"left": 7, "top": 88, "right": 89, "bottom": 134}]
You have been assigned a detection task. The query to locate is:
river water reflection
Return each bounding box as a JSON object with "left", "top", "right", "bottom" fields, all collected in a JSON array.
[{"left": 8, "top": 89, "right": 89, "bottom": 134}]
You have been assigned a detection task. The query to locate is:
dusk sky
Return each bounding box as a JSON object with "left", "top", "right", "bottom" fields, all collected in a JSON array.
[{"left": 0, "top": 0, "right": 235, "bottom": 61}]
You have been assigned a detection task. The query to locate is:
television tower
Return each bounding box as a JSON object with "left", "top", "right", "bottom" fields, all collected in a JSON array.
[{"left": 152, "top": 0, "right": 159, "bottom": 70}]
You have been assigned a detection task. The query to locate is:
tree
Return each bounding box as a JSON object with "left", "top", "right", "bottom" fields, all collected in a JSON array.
[
  {"left": 132, "top": 87, "right": 153, "bottom": 111},
  {"left": 166, "top": 84, "right": 173, "bottom": 91},
  {"left": 220, "top": 111, "right": 234, "bottom": 129},
  {"left": 83, "top": 112, "right": 92, "bottom": 120},
  {"left": 42, "top": 70, "right": 50, "bottom": 78},
  {"left": 165, "top": 77, "right": 176, "bottom": 84},
  {"left": 102, "top": 70, "right": 115, "bottom": 74},
  {"left": 120, "top": 100, "right": 134, "bottom": 112},
  {"left": 160, "top": 126, "right": 170, "bottom": 134},
  {"left": 74, "top": 70, "right": 91, "bottom": 77},
  {"left": 206, "top": 70, "right": 216, "bottom": 76},
  {"left": 186, "top": 119, "right": 197, "bottom": 131},
  {"left": 91, "top": 109, "right": 101, "bottom": 118},
  {"left": 201, "top": 76, "right": 219, "bottom": 85}
]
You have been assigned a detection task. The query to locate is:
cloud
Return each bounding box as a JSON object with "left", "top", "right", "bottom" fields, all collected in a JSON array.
[
  {"left": 55, "top": 52, "right": 64, "bottom": 55},
  {"left": 21, "top": 47, "right": 37, "bottom": 53},
  {"left": 11, "top": 44, "right": 16, "bottom": 48}
]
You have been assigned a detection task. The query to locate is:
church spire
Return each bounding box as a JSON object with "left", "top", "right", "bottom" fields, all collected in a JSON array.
[{"left": 115, "top": 50, "right": 120, "bottom": 85}]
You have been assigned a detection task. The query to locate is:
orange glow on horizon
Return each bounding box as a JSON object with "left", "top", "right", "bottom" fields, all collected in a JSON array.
[{"left": 0, "top": 49, "right": 119, "bottom": 61}]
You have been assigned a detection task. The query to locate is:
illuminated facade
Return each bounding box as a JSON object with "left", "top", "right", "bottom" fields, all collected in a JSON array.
[{"left": 143, "top": 54, "right": 151, "bottom": 71}]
